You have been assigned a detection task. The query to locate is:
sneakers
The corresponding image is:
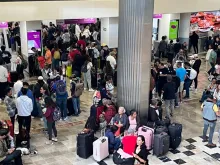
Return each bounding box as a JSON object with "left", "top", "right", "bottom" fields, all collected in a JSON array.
[
  {"left": 63, "top": 117, "right": 68, "bottom": 121},
  {"left": 207, "top": 143, "right": 216, "bottom": 147},
  {"left": 45, "top": 140, "right": 53, "bottom": 145},
  {"left": 84, "top": 88, "right": 87, "bottom": 91},
  {"left": 52, "top": 138, "right": 58, "bottom": 142},
  {"left": 89, "top": 89, "right": 94, "bottom": 92}
]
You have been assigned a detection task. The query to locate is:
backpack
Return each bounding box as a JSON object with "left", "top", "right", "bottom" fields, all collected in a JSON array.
[
  {"left": 18, "top": 55, "right": 28, "bottom": 69},
  {"left": 53, "top": 107, "right": 61, "bottom": 121},
  {"left": 85, "top": 116, "right": 99, "bottom": 132},
  {"left": 189, "top": 68, "right": 197, "bottom": 80},
  {"left": 61, "top": 52, "right": 68, "bottom": 62},
  {"left": 88, "top": 48, "right": 94, "bottom": 58},
  {"left": 74, "top": 82, "right": 84, "bottom": 97},
  {"left": 55, "top": 80, "right": 66, "bottom": 95},
  {"left": 81, "top": 62, "right": 88, "bottom": 73}
]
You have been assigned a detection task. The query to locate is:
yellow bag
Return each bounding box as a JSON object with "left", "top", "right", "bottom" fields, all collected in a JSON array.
[
  {"left": 66, "top": 66, "right": 72, "bottom": 78},
  {"left": 54, "top": 51, "right": 60, "bottom": 60}
]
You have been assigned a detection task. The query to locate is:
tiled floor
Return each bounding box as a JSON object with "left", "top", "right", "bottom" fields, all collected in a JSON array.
[{"left": 2, "top": 59, "right": 220, "bottom": 164}]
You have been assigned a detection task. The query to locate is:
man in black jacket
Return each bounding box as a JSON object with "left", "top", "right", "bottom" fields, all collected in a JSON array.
[
  {"left": 192, "top": 55, "right": 201, "bottom": 92},
  {"left": 163, "top": 75, "right": 176, "bottom": 119},
  {"left": 148, "top": 99, "right": 162, "bottom": 123}
]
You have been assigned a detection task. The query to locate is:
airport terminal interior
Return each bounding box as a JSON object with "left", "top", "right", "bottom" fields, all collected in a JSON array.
[{"left": 1, "top": 0, "right": 220, "bottom": 165}]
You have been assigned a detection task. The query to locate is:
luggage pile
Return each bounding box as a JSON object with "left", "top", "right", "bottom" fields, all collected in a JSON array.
[{"left": 138, "top": 120, "right": 182, "bottom": 157}]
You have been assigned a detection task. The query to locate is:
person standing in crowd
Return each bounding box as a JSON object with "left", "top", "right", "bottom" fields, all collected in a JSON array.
[
  {"left": 0, "top": 58, "right": 8, "bottom": 100},
  {"left": 4, "top": 88, "right": 17, "bottom": 127},
  {"left": 82, "top": 26, "right": 91, "bottom": 40},
  {"left": 62, "top": 29, "right": 70, "bottom": 44},
  {"left": 206, "top": 45, "right": 214, "bottom": 71},
  {"left": 44, "top": 97, "right": 58, "bottom": 145},
  {"left": 167, "top": 40, "right": 174, "bottom": 62},
  {"left": 205, "top": 37, "right": 213, "bottom": 51},
  {"left": 17, "top": 82, "right": 34, "bottom": 104},
  {"left": 70, "top": 75, "right": 82, "bottom": 116},
  {"left": 16, "top": 87, "right": 33, "bottom": 137},
  {"left": 100, "top": 44, "right": 110, "bottom": 70},
  {"left": 202, "top": 94, "right": 218, "bottom": 147},
  {"left": 192, "top": 55, "right": 201, "bottom": 92},
  {"left": 157, "top": 63, "right": 168, "bottom": 97},
  {"left": 172, "top": 74, "right": 181, "bottom": 107},
  {"left": 174, "top": 38, "right": 182, "bottom": 56},
  {"left": 48, "top": 22, "right": 56, "bottom": 41},
  {"left": 92, "top": 28, "right": 99, "bottom": 41},
  {"left": 190, "top": 31, "right": 199, "bottom": 54},
  {"left": 106, "top": 52, "right": 117, "bottom": 73},
  {"left": 162, "top": 75, "right": 176, "bottom": 119},
  {"left": 213, "top": 37, "right": 220, "bottom": 50},
  {"left": 45, "top": 45, "right": 52, "bottom": 68},
  {"left": 52, "top": 44, "right": 60, "bottom": 70},
  {"left": 207, "top": 46, "right": 217, "bottom": 76},
  {"left": 113, "top": 107, "right": 128, "bottom": 134},
  {"left": 83, "top": 56, "right": 94, "bottom": 92},
  {"left": 176, "top": 62, "right": 186, "bottom": 103},
  {"left": 158, "top": 36, "right": 167, "bottom": 59},
  {"left": 13, "top": 75, "right": 23, "bottom": 97},
  {"left": 53, "top": 76, "right": 68, "bottom": 121},
  {"left": 184, "top": 62, "right": 194, "bottom": 99},
  {"left": 0, "top": 45, "right": 11, "bottom": 70},
  {"left": 148, "top": 99, "right": 162, "bottom": 124},
  {"left": 167, "top": 61, "right": 174, "bottom": 75},
  {"left": 77, "top": 36, "right": 86, "bottom": 51},
  {"left": 75, "top": 23, "right": 81, "bottom": 40},
  {"left": 93, "top": 43, "right": 100, "bottom": 71},
  {"left": 208, "top": 28, "right": 214, "bottom": 38}
]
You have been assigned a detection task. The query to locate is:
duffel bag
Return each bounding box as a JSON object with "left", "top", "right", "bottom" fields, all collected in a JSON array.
[{"left": 113, "top": 152, "right": 134, "bottom": 165}]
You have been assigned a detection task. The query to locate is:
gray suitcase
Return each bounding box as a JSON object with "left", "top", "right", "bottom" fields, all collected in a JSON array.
[
  {"left": 155, "top": 126, "right": 168, "bottom": 134},
  {"left": 153, "top": 132, "right": 170, "bottom": 157}
]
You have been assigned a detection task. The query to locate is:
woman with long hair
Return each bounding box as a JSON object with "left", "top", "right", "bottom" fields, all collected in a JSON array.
[
  {"left": 44, "top": 97, "right": 58, "bottom": 145},
  {"left": 133, "top": 135, "right": 149, "bottom": 165}
]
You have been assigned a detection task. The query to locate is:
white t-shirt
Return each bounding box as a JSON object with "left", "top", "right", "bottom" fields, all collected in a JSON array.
[
  {"left": 13, "top": 80, "right": 23, "bottom": 95},
  {"left": 82, "top": 29, "right": 91, "bottom": 38},
  {"left": 87, "top": 62, "right": 93, "bottom": 71},
  {"left": 106, "top": 55, "right": 116, "bottom": 70},
  {"left": 0, "top": 65, "right": 8, "bottom": 82}
]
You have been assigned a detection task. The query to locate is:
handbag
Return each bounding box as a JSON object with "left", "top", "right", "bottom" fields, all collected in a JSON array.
[{"left": 113, "top": 152, "right": 134, "bottom": 165}]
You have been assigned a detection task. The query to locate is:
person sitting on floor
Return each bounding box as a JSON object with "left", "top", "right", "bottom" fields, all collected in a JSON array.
[
  {"left": 125, "top": 110, "right": 140, "bottom": 132},
  {"left": 0, "top": 128, "right": 23, "bottom": 165},
  {"left": 122, "top": 129, "right": 137, "bottom": 156},
  {"left": 113, "top": 107, "right": 128, "bottom": 135},
  {"left": 105, "top": 125, "right": 121, "bottom": 153},
  {"left": 148, "top": 99, "right": 162, "bottom": 125}
]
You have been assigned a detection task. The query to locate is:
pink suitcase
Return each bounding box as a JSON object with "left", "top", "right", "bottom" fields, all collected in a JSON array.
[{"left": 138, "top": 126, "right": 154, "bottom": 150}]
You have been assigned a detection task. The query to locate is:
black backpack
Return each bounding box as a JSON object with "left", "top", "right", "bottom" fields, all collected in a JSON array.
[
  {"left": 61, "top": 52, "right": 68, "bottom": 61},
  {"left": 85, "top": 116, "right": 99, "bottom": 132}
]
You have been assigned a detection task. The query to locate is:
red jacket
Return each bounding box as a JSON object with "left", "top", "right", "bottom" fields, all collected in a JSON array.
[
  {"left": 122, "top": 135, "right": 137, "bottom": 155},
  {"left": 44, "top": 107, "right": 54, "bottom": 122},
  {"left": 77, "top": 40, "right": 86, "bottom": 50},
  {"left": 37, "top": 56, "right": 45, "bottom": 69},
  {"left": 104, "top": 105, "right": 116, "bottom": 124},
  {"left": 69, "top": 49, "right": 81, "bottom": 62}
]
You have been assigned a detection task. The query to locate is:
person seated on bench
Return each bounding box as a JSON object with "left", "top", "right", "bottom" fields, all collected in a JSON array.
[
  {"left": 0, "top": 128, "right": 23, "bottom": 165},
  {"left": 105, "top": 125, "right": 121, "bottom": 153},
  {"left": 113, "top": 107, "right": 127, "bottom": 134}
]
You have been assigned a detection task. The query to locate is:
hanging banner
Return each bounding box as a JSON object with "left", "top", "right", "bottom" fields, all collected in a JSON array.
[
  {"left": 169, "top": 20, "right": 179, "bottom": 40},
  {"left": 153, "top": 14, "right": 162, "bottom": 19},
  {"left": 27, "top": 31, "right": 41, "bottom": 49},
  {"left": 0, "top": 22, "right": 8, "bottom": 29}
]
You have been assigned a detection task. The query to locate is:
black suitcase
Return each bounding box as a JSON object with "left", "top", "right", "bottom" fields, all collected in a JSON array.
[
  {"left": 155, "top": 126, "right": 168, "bottom": 134},
  {"left": 157, "top": 118, "right": 171, "bottom": 127},
  {"left": 67, "top": 97, "right": 74, "bottom": 116},
  {"left": 77, "top": 131, "right": 94, "bottom": 159},
  {"left": 168, "top": 123, "right": 182, "bottom": 150},
  {"left": 153, "top": 132, "right": 170, "bottom": 157},
  {"left": 10, "top": 71, "right": 18, "bottom": 83}
]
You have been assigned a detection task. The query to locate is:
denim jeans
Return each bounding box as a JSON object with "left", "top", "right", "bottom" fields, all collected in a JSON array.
[
  {"left": 0, "top": 150, "right": 23, "bottom": 165},
  {"left": 47, "top": 121, "right": 57, "bottom": 140},
  {"left": 165, "top": 99, "right": 175, "bottom": 118},
  {"left": 56, "top": 97, "right": 67, "bottom": 119},
  {"left": 184, "top": 79, "right": 192, "bottom": 98},
  {"left": 72, "top": 97, "right": 80, "bottom": 115},
  {"left": 109, "top": 137, "right": 121, "bottom": 151},
  {"left": 208, "top": 62, "right": 215, "bottom": 75},
  {"left": 203, "top": 120, "right": 216, "bottom": 144}
]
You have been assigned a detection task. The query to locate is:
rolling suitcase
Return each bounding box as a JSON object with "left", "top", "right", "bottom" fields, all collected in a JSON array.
[
  {"left": 93, "top": 137, "right": 109, "bottom": 162},
  {"left": 138, "top": 126, "right": 154, "bottom": 150},
  {"left": 155, "top": 126, "right": 168, "bottom": 134},
  {"left": 153, "top": 132, "right": 170, "bottom": 157},
  {"left": 168, "top": 123, "right": 182, "bottom": 150},
  {"left": 77, "top": 131, "right": 94, "bottom": 159}
]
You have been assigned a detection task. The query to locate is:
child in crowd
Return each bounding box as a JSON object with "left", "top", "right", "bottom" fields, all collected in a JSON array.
[{"left": 106, "top": 76, "right": 114, "bottom": 98}]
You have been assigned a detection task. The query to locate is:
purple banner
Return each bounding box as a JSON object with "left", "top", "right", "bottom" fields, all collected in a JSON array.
[
  {"left": 0, "top": 22, "right": 8, "bottom": 29},
  {"left": 27, "top": 31, "right": 41, "bottom": 49},
  {"left": 153, "top": 14, "right": 162, "bottom": 19},
  {"left": 64, "top": 18, "right": 97, "bottom": 24}
]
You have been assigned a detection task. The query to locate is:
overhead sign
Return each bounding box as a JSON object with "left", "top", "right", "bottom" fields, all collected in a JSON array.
[
  {"left": 153, "top": 14, "right": 162, "bottom": 19},
  {"left": 27, "top": 31, "right": 41, "bottom": 49},
  {"left": 0, "top": 22, "right": 8, "bottom": 29},
  {"left": 64, "top": 18, "right": 97, "bottom": 24},
  {"left": 169, "top": 20, "right": 179, "bottom": 40}
]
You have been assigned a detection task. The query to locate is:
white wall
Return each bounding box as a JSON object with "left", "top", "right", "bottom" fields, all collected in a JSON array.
[
  {"left": 26, "top": 21, "right": 41, "bottom": 31},
  {"left": 20, "top": 21, "right": 28, "bottom": 57},
  {"left": 101, "top": 17, "right": 118, "bottom": 48},
  {"left": 109, "top": 17, "right": 118, "bottom": 48}
]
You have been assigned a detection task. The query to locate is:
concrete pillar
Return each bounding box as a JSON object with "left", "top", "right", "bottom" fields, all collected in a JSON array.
[
  {"left": 117, "top": 0, "right": 154, "bottom": 119},
  {"left": 179, "top": 13, "right": 191, "bottom": 44}
]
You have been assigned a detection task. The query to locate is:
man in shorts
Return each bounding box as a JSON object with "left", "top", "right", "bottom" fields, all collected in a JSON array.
[{"left": 176, "top": 62, "right": 186, "bottom": 103}]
